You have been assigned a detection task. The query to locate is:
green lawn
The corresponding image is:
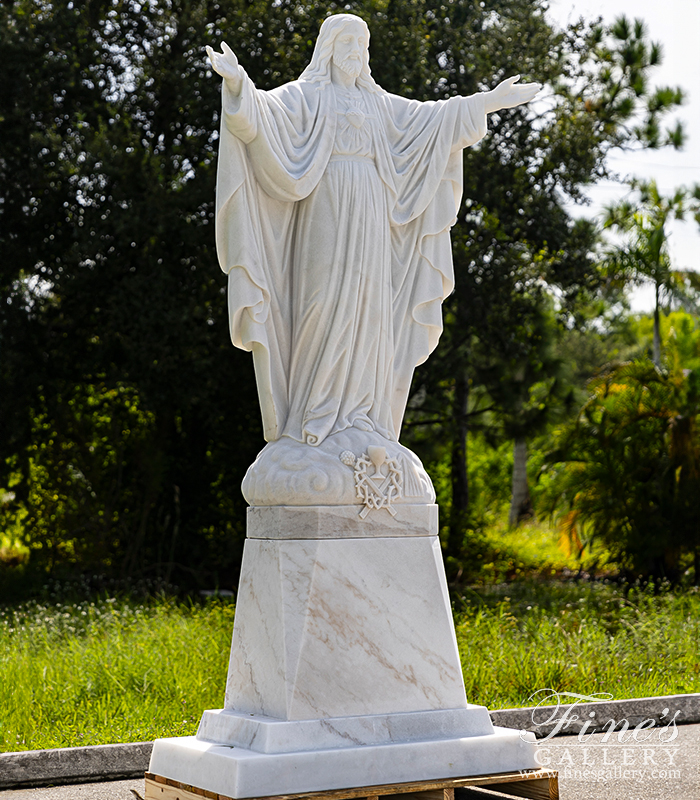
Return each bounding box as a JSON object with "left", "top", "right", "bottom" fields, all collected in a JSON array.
[
  {"left": 457, "top": 581, "right": 700, "bottom": 708},
  {"left": 1, "top": 598, "right": 233, "bottom": 752},
  {"left": 1, "top": 581, "right": 698, "bottom": 752}
]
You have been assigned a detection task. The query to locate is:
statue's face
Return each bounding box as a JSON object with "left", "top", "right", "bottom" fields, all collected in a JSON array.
[{"left": 332, "top": 20, "right": 368, "bottom": 79}]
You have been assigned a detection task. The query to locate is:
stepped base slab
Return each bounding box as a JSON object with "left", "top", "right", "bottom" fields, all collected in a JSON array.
[
  {"left": 148, "top": 727, "right": 539, "bottom": 799},
  {"left": 196, "top": 706, "right": 494, "bottom": 753}
]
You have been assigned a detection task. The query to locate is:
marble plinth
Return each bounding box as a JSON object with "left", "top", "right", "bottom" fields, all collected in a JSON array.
[
  {"left": 197, "top": 706, "right": 494, "bottom": 753},
  {"left": 149, "top": 727, "right": 539, "bottom": 799},
  {"left": 246, "top": 504, "right": 438, "bottom": 539},
  {"left": 148, "top": 505, "right": 540, "bottom": 798},
  {"left": 224, "top": 536, "right": 466, "bottom": 719}
]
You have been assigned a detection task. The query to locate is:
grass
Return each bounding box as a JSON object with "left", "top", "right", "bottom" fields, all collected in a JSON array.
[
  {"left": 456, "top": 581, "right": 700, "bottom": 709},
  {"left": 0, "top": 597, "right": 233, "bottom": 752},
  {"left": 1, "top": 581, "right": 699, "bottom": 752},
  {"left": 473, "top": 516, "right": 613, "bottom": 582}
]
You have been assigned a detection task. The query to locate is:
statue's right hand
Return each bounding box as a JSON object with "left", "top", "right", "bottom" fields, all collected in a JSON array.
[{"left": 206, "top": 43, "right": 243, "bottom": 94}]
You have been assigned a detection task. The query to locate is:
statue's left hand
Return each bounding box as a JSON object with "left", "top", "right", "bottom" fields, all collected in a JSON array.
[{"left": 484, "top": 75, "right": 541, "bottom": 114}]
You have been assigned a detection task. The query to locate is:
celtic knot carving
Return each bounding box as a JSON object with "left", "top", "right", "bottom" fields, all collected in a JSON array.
[{"left": 339, "top": 446, "right": 403, "bottom": 518}]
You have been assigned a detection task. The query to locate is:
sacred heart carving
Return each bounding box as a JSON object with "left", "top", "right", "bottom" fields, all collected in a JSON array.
[{"left": 345, "top": 108, "right": 365, "bottom": 128}]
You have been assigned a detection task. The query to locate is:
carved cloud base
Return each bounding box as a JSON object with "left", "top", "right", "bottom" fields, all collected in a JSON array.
[
  {"left": 242, "top": 429, "right": 435, "bottom": 507},
  {"left": 148, "top": 507, "right": 538, "bottom": 797}
]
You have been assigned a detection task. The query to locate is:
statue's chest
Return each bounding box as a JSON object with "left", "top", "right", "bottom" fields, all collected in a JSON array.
[{"left": 333, "top": 91, "right": 374, "bottom": 156}]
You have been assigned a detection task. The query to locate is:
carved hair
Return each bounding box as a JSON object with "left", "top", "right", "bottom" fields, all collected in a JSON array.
[{"left": 299, "top": 13, "right": 383, "bottom": 93}]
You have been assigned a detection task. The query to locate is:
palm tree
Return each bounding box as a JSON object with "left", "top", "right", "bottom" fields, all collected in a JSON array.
[{"left": 603, "top": 180, "right": 699, "bottom": 366}]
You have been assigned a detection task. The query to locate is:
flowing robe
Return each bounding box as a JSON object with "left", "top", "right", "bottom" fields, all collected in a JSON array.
[{"left": 216, "top": 72, "right": 487, "bottom": 445}]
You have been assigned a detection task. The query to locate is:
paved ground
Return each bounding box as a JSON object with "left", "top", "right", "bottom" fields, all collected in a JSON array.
[
  {"left": 534, "top": 719, "right": 698, "bottom": 799},
  {"left": 0, "top": 782, "right": 144, "bottom": 800},
  {"left": 2, "top": 723, "right": 698, "bottom": 800}
]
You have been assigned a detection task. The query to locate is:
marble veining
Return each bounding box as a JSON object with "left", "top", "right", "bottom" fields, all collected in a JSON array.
[
  {"left": 225, "top": 536, "right": 467, "bottom": 719},
  {"left": 196, "top": 707, "right": 495, "bottom": 753},
  {"left": 149, "top": 728, "right": 539, "bottom": 799}
]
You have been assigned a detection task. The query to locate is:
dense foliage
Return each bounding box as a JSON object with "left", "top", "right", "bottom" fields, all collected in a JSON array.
[
  {"left": 0, "top": 0, "right": 692, "bottom": 588},
  {"left": 603, "top": 180, "right": 700, "bottom": 366},
  {"left": 543, "top": 318, "right": 700, "bottom": 581}
]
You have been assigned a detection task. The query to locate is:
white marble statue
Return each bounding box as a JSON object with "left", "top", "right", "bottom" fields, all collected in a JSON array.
[
  {"left": 148, "top": 18, "right": 542, "bottom": 796},
  {"left": 206, "top": 14, "right": 539, "bottom": 508}
]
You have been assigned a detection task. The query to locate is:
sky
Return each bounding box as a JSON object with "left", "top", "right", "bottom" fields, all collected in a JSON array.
[{"left": 547, "top": 0, "right": 700, "bottom": 310}]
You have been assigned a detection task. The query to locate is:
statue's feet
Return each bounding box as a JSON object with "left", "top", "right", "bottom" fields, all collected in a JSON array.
[{"left": 242, "top": 429, "right": 435, "bottom": 507}]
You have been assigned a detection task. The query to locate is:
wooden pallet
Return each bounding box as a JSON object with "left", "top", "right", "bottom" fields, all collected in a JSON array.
[{"left": 144, "top": 769, "right": 559, "bottom": 800}]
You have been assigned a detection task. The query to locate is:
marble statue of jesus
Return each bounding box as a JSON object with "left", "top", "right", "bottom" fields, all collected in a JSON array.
[
  {"left": 146, "top": 19, "right": 544, "bottom": 794},
  {"left": 207, "top": 14, "right": 539, "bottom": 507}
]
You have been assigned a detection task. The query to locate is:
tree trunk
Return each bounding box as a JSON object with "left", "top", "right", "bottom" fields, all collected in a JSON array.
[
  {"left": 508, "top": 437, "right": 532, "bottom": 528},
  {"left": 653, "top": 282, "right": 661, "bottom": 367},
  {"left": 447, "top": 370, "right": 469, "bottom": 562}
]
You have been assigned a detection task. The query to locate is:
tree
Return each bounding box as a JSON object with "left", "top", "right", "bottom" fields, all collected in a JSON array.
[
  {"left": 401, "top": 10, "right": 686, "bottom": 565},
  {"left": 1, "top": 1, "right": 270, "bottom": 585},
  {"left": 542, "top": 358, "right": 700, "bottom": 582},
  {"left": 0, "top": 1, "right": 689, "bottom": 586},
  {"left": 603, "top": 180, "right": 700, "bottom": 367},
  {"left": 475, "top": 300, "right": 574, "bottom": 528}
]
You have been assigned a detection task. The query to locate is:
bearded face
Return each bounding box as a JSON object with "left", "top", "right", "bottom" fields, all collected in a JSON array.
[
  {"left": 331, "top": 21, "right": 367, "bottom": 79},
  {"left": 335, "top": 54, "right": 362, "bottom": 78}
]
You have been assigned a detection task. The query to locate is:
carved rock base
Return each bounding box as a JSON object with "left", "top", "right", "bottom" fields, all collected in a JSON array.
[{"left": 241, "top": 430, "right": 435, "bottom": 507}]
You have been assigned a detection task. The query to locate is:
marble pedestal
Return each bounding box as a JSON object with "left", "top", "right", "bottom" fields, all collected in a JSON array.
[{"left": 149, "top": 505, "right": 537, "bottom": 797}]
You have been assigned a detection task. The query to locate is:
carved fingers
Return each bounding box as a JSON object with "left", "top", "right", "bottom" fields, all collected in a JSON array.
[
  {"left": 484, "top": 75, "right": 542, "bottom": 113},
  {"left": 508, "top": 79, "right": 542, "bottom": 106},
  {"left": 206, "top": 43, "right": 243, "bottom": 93},
  {"left": 221, "top": 42, "right": 239, "bottom": 68}
]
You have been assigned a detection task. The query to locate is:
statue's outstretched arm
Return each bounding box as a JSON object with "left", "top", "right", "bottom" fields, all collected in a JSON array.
[
  {"left": 483, "top": 75, "right": 541, "bottom": 114},
  {"left": 206, "top": 43, "right": 244, "bottom": 96}
]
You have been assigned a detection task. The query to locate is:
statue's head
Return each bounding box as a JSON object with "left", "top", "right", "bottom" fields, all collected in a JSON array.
[{"left": 299, "top": 14, "right": 382, "bottom": 93}]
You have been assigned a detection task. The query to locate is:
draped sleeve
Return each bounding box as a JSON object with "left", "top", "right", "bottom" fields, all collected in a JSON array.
[
  {"left": 215, "top": 75, "right": 336, "bottom": 440},
  {"left": 370, "top": 92, "right": 488, "bottom": 433}
]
